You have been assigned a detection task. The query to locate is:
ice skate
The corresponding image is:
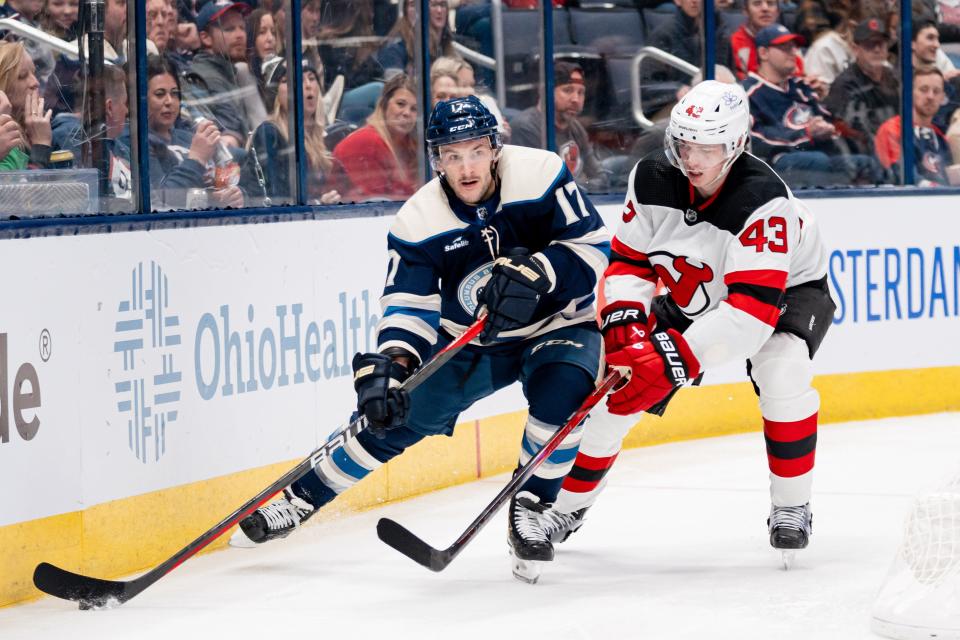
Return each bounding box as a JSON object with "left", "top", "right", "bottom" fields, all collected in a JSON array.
[
  {"left": 508, "top": 492, "right": 554, "bottom": 584},
  {"left": 230, "top": 488, "right": 317, "bottom": 547},
  {"left": 538, "top": 504, "right": 589, "bottom": 543},
  {"left": 768, "top": 503, "right": 812, "bottom": 569}
]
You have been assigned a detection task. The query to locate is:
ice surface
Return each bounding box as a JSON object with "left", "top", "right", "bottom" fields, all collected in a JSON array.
[{"left": 4, "top": 412, "right": 959, "bottom": 640}]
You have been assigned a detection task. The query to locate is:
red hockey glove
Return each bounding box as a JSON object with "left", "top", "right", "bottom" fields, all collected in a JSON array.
[
  {"left": 605, "top": 329, "right": 701, "bottom": 416},
  {"left": 599, "top": 304, "right": 656, "bottom": 353}
]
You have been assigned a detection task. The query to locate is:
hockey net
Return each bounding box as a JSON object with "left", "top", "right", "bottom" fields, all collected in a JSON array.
[{"left": 872, "top": 470, "right": 960, "bottom": 640}]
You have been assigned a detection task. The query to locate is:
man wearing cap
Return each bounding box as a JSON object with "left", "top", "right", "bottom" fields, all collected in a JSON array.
[
  {"left": 743, "top": 23, "right": 882, "bottom": 187},
  {"left": 821, "top": 17, "right": 899, "bottom": 158},
  {"left": 185, "top": 0, "right": 252, "bottom": 149},
  {"left": 510, "top": 61, "right": 609, "bottom": 191},
  {"left": 730, "top": 0, "right": 807, "bottom": 81}
]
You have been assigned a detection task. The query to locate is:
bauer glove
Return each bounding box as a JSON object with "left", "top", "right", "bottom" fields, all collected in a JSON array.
[
  {"left": 476, "top": 248, "right": 551, "bottom": 344},
  {"left": 605, "top": 329, "right": 701, "bottom": 416},
  {"left": 352, "top": 352, "right": 411, "bottom": 438}
]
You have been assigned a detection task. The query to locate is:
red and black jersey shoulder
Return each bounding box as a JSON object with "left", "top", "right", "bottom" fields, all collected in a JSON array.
[{"left": 632, "top": 151, "right": 791, "bottom": 236}]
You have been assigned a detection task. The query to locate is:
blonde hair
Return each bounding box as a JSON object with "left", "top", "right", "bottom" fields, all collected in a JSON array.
[
  {"left": 430, "top": 55, "right": 468, "bottom": 79},
  {"left": 0, "top": 42, "right": 29, "bottom": 146},
  {"left": 265, "top": 68, "right": 332, "bottom": 172},
  {"left": 367, "top": 73, "right": 417, "bottom": 181}
]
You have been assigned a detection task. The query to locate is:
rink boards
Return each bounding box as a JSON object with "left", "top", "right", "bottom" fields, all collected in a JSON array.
[{"left": 1, "top": 194, "right": 959, "bottom": 607}]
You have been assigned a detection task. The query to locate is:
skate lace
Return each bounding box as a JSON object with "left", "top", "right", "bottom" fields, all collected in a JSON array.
[
  {"left": 770, "top": 505, "right": 809, "bottom": 531},
  {"left": 513, "top": 502, "right": 548, "bottom": 543},
  {"left": 539, "top": 507, "right": 578, "bottom": 538},
  {"left": 260, "top": 492, "right": 312, "bottom": 532}
]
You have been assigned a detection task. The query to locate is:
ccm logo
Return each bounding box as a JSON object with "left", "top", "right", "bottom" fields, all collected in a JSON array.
[{"left": 653, "top": 331, "right": 689, "bottom": 385}]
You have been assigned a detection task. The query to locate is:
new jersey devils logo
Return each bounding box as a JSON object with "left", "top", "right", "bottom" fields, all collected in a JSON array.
[
  {"left": 649, "top": 252, "right": 715, "bottom": 315},
  {"left": 685, "top": 105, "right": 703, "bottom": 119},
  {"left": 622, "top": 200, "right": 637, "bottom": 223}
]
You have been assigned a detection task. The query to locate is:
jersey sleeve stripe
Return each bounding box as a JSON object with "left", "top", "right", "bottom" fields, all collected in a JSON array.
[
  {"left": 610, "top": 236, "right": 649, "bottom": 263},
  {"left": 380, "top": 292, "right": 441, "bottom": 312},
  {"left": 724, "top": 293, "right": 781, "bottom": 327},
  {"left": 724, "top": 269, "right": 788, "bottom": 290},
  {"left": 605, "top": 259, "right": 658, "bottom": 282},
  {"left": 727, "top": 281, "right": 784, "bottom": 307}
]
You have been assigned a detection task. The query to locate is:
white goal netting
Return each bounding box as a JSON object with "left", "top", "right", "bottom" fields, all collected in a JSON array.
[{"left": 872, "top": 471, "right": 960, "bottom": 640}]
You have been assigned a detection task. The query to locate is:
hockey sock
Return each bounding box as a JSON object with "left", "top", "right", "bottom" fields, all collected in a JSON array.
[
  {"left": 553, "top": 451, "right": 620, "bottom": 513},
  {"left": 764, "top": 412, "right": 817, "bottom": 506}
]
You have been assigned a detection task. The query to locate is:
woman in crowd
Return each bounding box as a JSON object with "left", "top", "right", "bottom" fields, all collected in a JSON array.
[
  {"left": 0, "top": 42, "right": 56, "bottom": 170},
  {"left": 333, "top": 72, "right": 418, "bottom": 200},
  {"left": 247, "top": 8, "right": 280, "bottom": 103},
  {"left": 315, "top": 0, "right": 381, "bottom": 89},
  {"left": 431, "top": 55, "right": 510, "bottom": 140},
  {"left": 145, "top": 55, "right": 243, "bottom": 209},
  {"left": 241, "top": 60, "right": 348, "bottom": 205},
  {"left": 40, "top": 0, "right": 79, "bottom": 39},
  {"left": 377, "top": 0, "right": 454, "bottom": 76}
]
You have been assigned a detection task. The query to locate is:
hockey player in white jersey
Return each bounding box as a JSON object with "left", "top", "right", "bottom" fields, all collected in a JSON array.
[
  {"left": 232, "top": 96, "right": 610, "bottom": 582},
  {"left": 538, "top": 81, "right": 835, "bottom": 567}
]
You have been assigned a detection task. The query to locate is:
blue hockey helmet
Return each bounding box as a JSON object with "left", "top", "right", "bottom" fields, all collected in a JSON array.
[{"left": 426, "top": 96, "right": 502, "bottom": 170}]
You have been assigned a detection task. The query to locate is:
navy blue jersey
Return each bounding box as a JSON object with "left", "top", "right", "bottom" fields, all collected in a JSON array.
[
  {"left": 377, "top": 144, "right": 610, "bottom": 365},
  {"left": 742, "top": 72, "right": 835, "bottom": 160}
]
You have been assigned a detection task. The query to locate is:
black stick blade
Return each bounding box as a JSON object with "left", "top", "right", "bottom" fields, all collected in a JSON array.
[
  {"left": 376, "top": 518, "right": 452, "bottom": 572},
  {"left": 33, "top": 562, "right": 131, "bottom": 608}
]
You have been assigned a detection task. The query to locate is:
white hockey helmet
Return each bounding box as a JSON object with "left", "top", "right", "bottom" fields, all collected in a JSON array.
[{"left": 664, "top": 80, "right": 750, "bottom": 182}]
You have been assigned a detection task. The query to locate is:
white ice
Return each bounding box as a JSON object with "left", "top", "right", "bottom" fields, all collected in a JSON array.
[{"left": 4, "top": 412, "right": 959, "bottom": 640}]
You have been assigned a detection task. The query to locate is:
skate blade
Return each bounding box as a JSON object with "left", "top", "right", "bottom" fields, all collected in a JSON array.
[
  {"left": 228, "top": 527, "right": 258, "bottom": 548},
  {"left": 509, "top": 548, "right": 542, "bottom": 584},
  {"left": 780, "top": 550, "right": 797, "bottom": 570}
]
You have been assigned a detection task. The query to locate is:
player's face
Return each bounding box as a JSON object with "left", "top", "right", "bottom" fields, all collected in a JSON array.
[
  {"left": 438, "top": 138, "right": 497, "bottom": 205},
  {"left": 673, "top": 139, "right": 728, "bottom": 188},
  {"left": 745, "top": 0, "right": 778, "bottom": 30},
  {"left": 914, "top": 73, "right": 945, "bottom": 119}
]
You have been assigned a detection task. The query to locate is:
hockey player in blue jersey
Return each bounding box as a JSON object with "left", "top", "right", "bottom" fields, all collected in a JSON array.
[{"left": 233, "top": 95, "right": 610, "bottom": 581}]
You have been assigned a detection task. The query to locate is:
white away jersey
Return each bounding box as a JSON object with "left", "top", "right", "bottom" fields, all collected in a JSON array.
[{"left": 606, "top": 151, "right": 827, "bottom": 369}]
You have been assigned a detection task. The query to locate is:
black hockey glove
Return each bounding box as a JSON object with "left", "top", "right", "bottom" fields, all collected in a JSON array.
[
  {"left": 476, "top": 249, "right": 551, "bottom": 344},
  {"left": 352, "top": 352, "right": 412, "bottom": 438}
]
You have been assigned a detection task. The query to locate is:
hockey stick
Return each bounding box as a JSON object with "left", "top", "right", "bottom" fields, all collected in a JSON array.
[
  {"left": 376, "top": 366, "right": 627, "bottom": 572},
  {"left": 33, "top": 316, "right": 487, "bottom": 609}
]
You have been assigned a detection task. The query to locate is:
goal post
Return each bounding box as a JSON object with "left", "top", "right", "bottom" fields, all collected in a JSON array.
[{"left": 871, "top": 472, "right": 960, "bottom": 640}]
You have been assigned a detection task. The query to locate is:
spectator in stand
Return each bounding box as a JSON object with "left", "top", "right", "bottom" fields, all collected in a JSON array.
[
  {"left": 333, "top": 72, "right": 419, "bottom": 200},
  {"left": 743, "top": 24, "right": 882, "bottom": 187},
  {"left": 510, "top": 61, "right": 609, "bottom": 192},
  {"left": 241, "top": 60, "right": 349, "bottom": 205},
  {"left": 105, "top": 0, "right": 128, "bottom": 61},
  {"left": 145, "top": 55, "right": 244, "bottom": 209},
  {"left": 432, "top": 55, "right": 510, "bottom": 140},
  {"left": 377, "top": 0, "right": 454, "bottom": 77},
  {"left": 731, "top": 0, "right": 808, "bottom": 80},
  {"left": 822, "top": 17, "right": 899, "bottom": 157},
  {"left": 186, "top": 0, "right": 253, "bottom": 149},
  {"left": 0, "top": 42, "right": 57, "bottom": 170},
  {"left": 7, "top": 0, "right": 43, "bottom": 25},
  {"left": 803, "top": 2, "right": 859, "bottom": 89},
  {"left": 51, "top": 65, "right": 132, "bottom": 200},
  {"left": 246, "top": 8, "right": 279, "bottom": 103},
  {"left": 875, "top": 66, "right": 957, "bottom": 186},
  {"left": 315, "top": 0, "right": 381, "bottom": 90},
  {"left": 40, "top": 0, "right": 78, "bottom": 39},
  {"left": 913, "top": 19, "right": 960, "bottom": 80},
  {"left": 646, "top": 0, "right": 732, "bottom": 112},
  {"left": 171, "top": 0, "right": 201, "bottom": 68},
  {"left": 148, "top": 0, "right": 172, "bottom": 53},
  {"left": 430, "top": 64, "right": 460, "bottom": 106}
]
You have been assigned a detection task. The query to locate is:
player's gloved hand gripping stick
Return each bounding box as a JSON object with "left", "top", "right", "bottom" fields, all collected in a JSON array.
[
  {"left": 376, "top": 364, "right": 630, "bottom": 572},
  {"left": 32, "top": 315, "right": 488, "bottom": 609}
]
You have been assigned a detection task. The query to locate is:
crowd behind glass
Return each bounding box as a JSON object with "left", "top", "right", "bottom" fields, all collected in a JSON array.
[{"left": 1, "top": 0, "right": 958, "bottom": 216}]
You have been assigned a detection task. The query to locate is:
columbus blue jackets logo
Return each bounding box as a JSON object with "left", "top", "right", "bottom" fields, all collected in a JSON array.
[
  {"left": 783, "top": 103, "right": 814, "bottom": 130},
  {"left": 458, "top": 262, "right": 494, "bottom": 314}
]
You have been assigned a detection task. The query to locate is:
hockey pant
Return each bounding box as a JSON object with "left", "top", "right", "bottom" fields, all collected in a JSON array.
[
  {"left": 292, "top": 324, "right": 603, "bottom": 509},
  {"left": 553, "top": 332, "right": 821, "bottom": 514}
]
